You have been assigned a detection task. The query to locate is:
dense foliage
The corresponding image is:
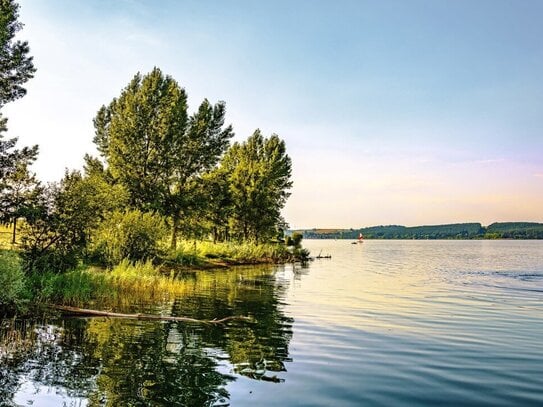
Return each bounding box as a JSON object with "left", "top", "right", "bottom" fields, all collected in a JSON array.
[
  {"left": 0, "top": 0, "right": 35, "bottom": 106},
  {"left": 0, "top": 6, "right": 296, "bottom": 279},
  {"left": 220, "top": 130, "right": 292, "bottom": 242},
  {"left": 92, "top": 67, "right": 234, "bottom": 248},
  {"left": 19, "top": 172, "right": 104, "bottom": 273},
  {"left": 0, "top": 0, "right": 38, "bottom": 237},
  {"left": 12, "top": 66, "right": 295, "bottom": 273},
  {"left": 0, "top": 250, "right": 25, "bottom": 310},
  {"left": 485, "top": 222, "right": 543, "bottom": 239},
  {"left": 90, "top": 209, "right": 168, "bottom": 266},
  {"left": 87, "top": 68, "right": 293, "bottom": 249}
]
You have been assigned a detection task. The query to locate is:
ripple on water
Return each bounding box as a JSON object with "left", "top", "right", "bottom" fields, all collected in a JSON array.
[{"left": 3, "top": 240, "right": 543, "bottom": 406}]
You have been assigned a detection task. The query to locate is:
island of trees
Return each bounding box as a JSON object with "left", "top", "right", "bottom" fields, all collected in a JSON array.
[
  {"left": 297, "top": 222, "right": 543, "bottom": 240},
  {"left": 0, "top": 0, "right": 307, "bottom": 315}
]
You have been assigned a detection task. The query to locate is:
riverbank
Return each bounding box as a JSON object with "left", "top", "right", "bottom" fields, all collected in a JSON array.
[{"left": 0, "top": 239, "right": 309, "bottom": 317}]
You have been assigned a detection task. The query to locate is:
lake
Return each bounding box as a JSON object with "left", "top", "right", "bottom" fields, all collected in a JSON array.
[{"left": 2, "top": 240, "right": 543, "bottom": 406}]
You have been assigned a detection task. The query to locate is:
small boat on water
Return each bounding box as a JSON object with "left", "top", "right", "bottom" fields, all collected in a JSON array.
[
  {"left": 315, "top": 250, "right": 332, "bottom": 259},
  {"left": 356, "top": 233, "right": 364, "bottom": 244}
]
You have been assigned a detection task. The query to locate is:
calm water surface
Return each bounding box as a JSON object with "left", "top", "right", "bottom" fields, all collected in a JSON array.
[{"left": 2, "top": 240, "right": 543, "bottom": 406}]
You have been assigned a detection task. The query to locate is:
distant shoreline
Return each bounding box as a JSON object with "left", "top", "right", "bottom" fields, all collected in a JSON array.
[{"left": 293, "top": 222, "right": 543, "bottom": 240}]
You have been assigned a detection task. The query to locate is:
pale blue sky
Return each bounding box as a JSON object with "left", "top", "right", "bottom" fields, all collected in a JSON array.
[{"left": 4, "top": 0, "right": 543, "bottom": 228}]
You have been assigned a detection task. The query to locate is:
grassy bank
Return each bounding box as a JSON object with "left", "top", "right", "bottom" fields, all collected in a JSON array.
[
  {"left": 2, "top": 257, "right": 215, "bottom": 313},
  {"left": 168, "top": 240, "right": 297, "bottom": 267},
  {"left": 28, "top": 260, "right": 192, "bottom": 307},
  {"left": 0, "top": 239, "right": 308, "bottom": 315}
]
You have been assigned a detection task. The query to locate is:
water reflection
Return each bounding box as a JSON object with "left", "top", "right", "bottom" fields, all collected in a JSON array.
[
  {"left": 4, "top": 242, "right": 543, "bottom": 406},
  {"left": 0, "top": 265, "right": 294, "bottom": 406}
]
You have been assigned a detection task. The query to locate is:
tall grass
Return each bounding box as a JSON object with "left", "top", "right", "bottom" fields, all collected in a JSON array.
[
  {"left": 170, "top": 240, "right": 290, "bottom": 265},
  {"left": 0, "top": 250, "right": 26, "bottom": 310},
  {"left": 107, "top": 259, "right": 190, "bottom": 299},
  {"left": 2, "top": 234, "right": 303, "bottom": 312},
  {"left": 28, "top": 260, "right": 191, "bottom": 307}
]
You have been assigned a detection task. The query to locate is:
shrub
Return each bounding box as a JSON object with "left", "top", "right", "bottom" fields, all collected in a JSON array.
[
  {"left": 19, "top": 175, "right": 98, "bottom": 274},
  {"left": 0, "top": 251, "right": 26, "bottom": 308},
  {"left": 285, "top": 232, "right": 303, "bottom": 248},
  {"left": 90, "top": 210, "right": 168, "bottom": 266},
  {"left": 21, "top": 244, "right": 80, "bottom": 275}
]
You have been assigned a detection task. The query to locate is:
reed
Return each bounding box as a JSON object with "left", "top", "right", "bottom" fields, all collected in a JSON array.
[
  {"left": 171, "top": 240, "right": 289, "bottom": 265},
  {"left": 0, "top": 250, "right": 26, "bottom": 311},
  {"left": 2, "top": 238, "right": 301, "bottom": 311},
  {"left": 28, "top": 260, "right": 191, "bottom": 307}
]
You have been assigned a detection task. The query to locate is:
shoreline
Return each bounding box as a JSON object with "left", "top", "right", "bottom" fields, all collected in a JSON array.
[{"left": 0, "top": 244, "right": 309, "bottom": 318}]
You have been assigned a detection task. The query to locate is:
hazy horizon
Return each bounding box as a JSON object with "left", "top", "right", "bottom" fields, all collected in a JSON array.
[{"left": 5, "top": 0, "right": 543, "bottom": 229}]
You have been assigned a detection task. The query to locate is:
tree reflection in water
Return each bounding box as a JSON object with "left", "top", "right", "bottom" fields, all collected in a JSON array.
[{"left": 0, "top": 265, "right": 295, "bottom": 406}]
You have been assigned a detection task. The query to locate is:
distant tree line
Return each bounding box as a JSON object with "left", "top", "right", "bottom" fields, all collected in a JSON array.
[{"left": 297, "top": 222, "right": 543, "bottom": 240}]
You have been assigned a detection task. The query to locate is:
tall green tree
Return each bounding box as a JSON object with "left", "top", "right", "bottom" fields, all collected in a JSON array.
[
  {"left": 93, "top": 68, "right": 233, "bottom": 248},
  {"left": 0, "top": 0, "right": 35, "bottom": 107},
  {"left": 221, "top": 130, "right": 292, "bottom": 242},
  {"left": 93, "top": 69, "right": 188, "bottom": 210},
  {"left": 0, "top": 0, "right": 37, "bottom": 198}
]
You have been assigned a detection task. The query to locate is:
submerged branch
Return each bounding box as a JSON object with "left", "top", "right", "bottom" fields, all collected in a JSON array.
[{"left": 51, "top": 305, "right": 253, "bottom": 324}]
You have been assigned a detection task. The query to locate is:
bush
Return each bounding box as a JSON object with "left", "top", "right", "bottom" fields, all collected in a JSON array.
[
  {"left": 285, "top": 232, "right": 303, "bottom": 248},
  {"left": 19, "top": 177, "right": 94, "bottom": 274},
  {"left": 0, "top": 251, "right": 27, "bottom": 308},
  {"left": 21, "top": 244, "right": 80, "bottom": 275},
  {"left": 90, "top": 210, "right": 168, "bottom": 266}
]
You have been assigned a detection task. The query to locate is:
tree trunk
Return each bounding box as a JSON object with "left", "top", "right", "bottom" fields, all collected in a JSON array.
[
  {"left": 171, "top": 213, "right": 179, "bottom": 250},
  {"left": 11, "top": 218, "right": 17, "bottom": 245}
]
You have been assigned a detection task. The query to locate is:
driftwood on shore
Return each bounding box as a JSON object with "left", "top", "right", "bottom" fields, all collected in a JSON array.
[{"left": 51, "top": 305, "right": 253, "bottom": 324}]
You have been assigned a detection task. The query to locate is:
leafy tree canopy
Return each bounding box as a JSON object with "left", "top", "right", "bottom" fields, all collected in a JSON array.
[
  {"left": 221, "top": 129, "right": 292, "bottom": 242},
  {"left": 0, "top": 0, "right": 38, "bottom": 222},
  {"left": 93, "top": 67, "right": 234, "bottom": 246},
  {"left": 0, "top": 0, "right": 35, "bottom": 107}
]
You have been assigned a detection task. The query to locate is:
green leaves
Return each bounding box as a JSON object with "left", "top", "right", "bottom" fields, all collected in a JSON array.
[
  {"left": 93, "top": 68, "right": 234, "bottom": 246},
  {"left": 221, "top": 130, "right": 292, "bottom": 242},
  {"left": 89, "top": 209, "right": 167, "bottom": 266},
  {"left": 96, "top": 67, "right": 190, "bottom": 210},
  {"left": 0, "top": 0, "right": 38, "bottom": 228},
  {"left": 0, "top": 250, "right": 25, "bottom": 307},
  {"left": 19, "top": 170, "right": 126, "bottom": 273},
  {"left": 0, "top": 0, "right": 36, "bottom": 107}
]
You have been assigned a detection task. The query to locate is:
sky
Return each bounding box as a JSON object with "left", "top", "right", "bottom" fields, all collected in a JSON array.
[{"left": 4, "top": 0, "right": 543, "bottom": 229}]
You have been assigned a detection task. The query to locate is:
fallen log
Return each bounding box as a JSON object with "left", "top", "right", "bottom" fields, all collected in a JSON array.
[{"left": 51, "top": 305, "right": 253, "bottom": 324}]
